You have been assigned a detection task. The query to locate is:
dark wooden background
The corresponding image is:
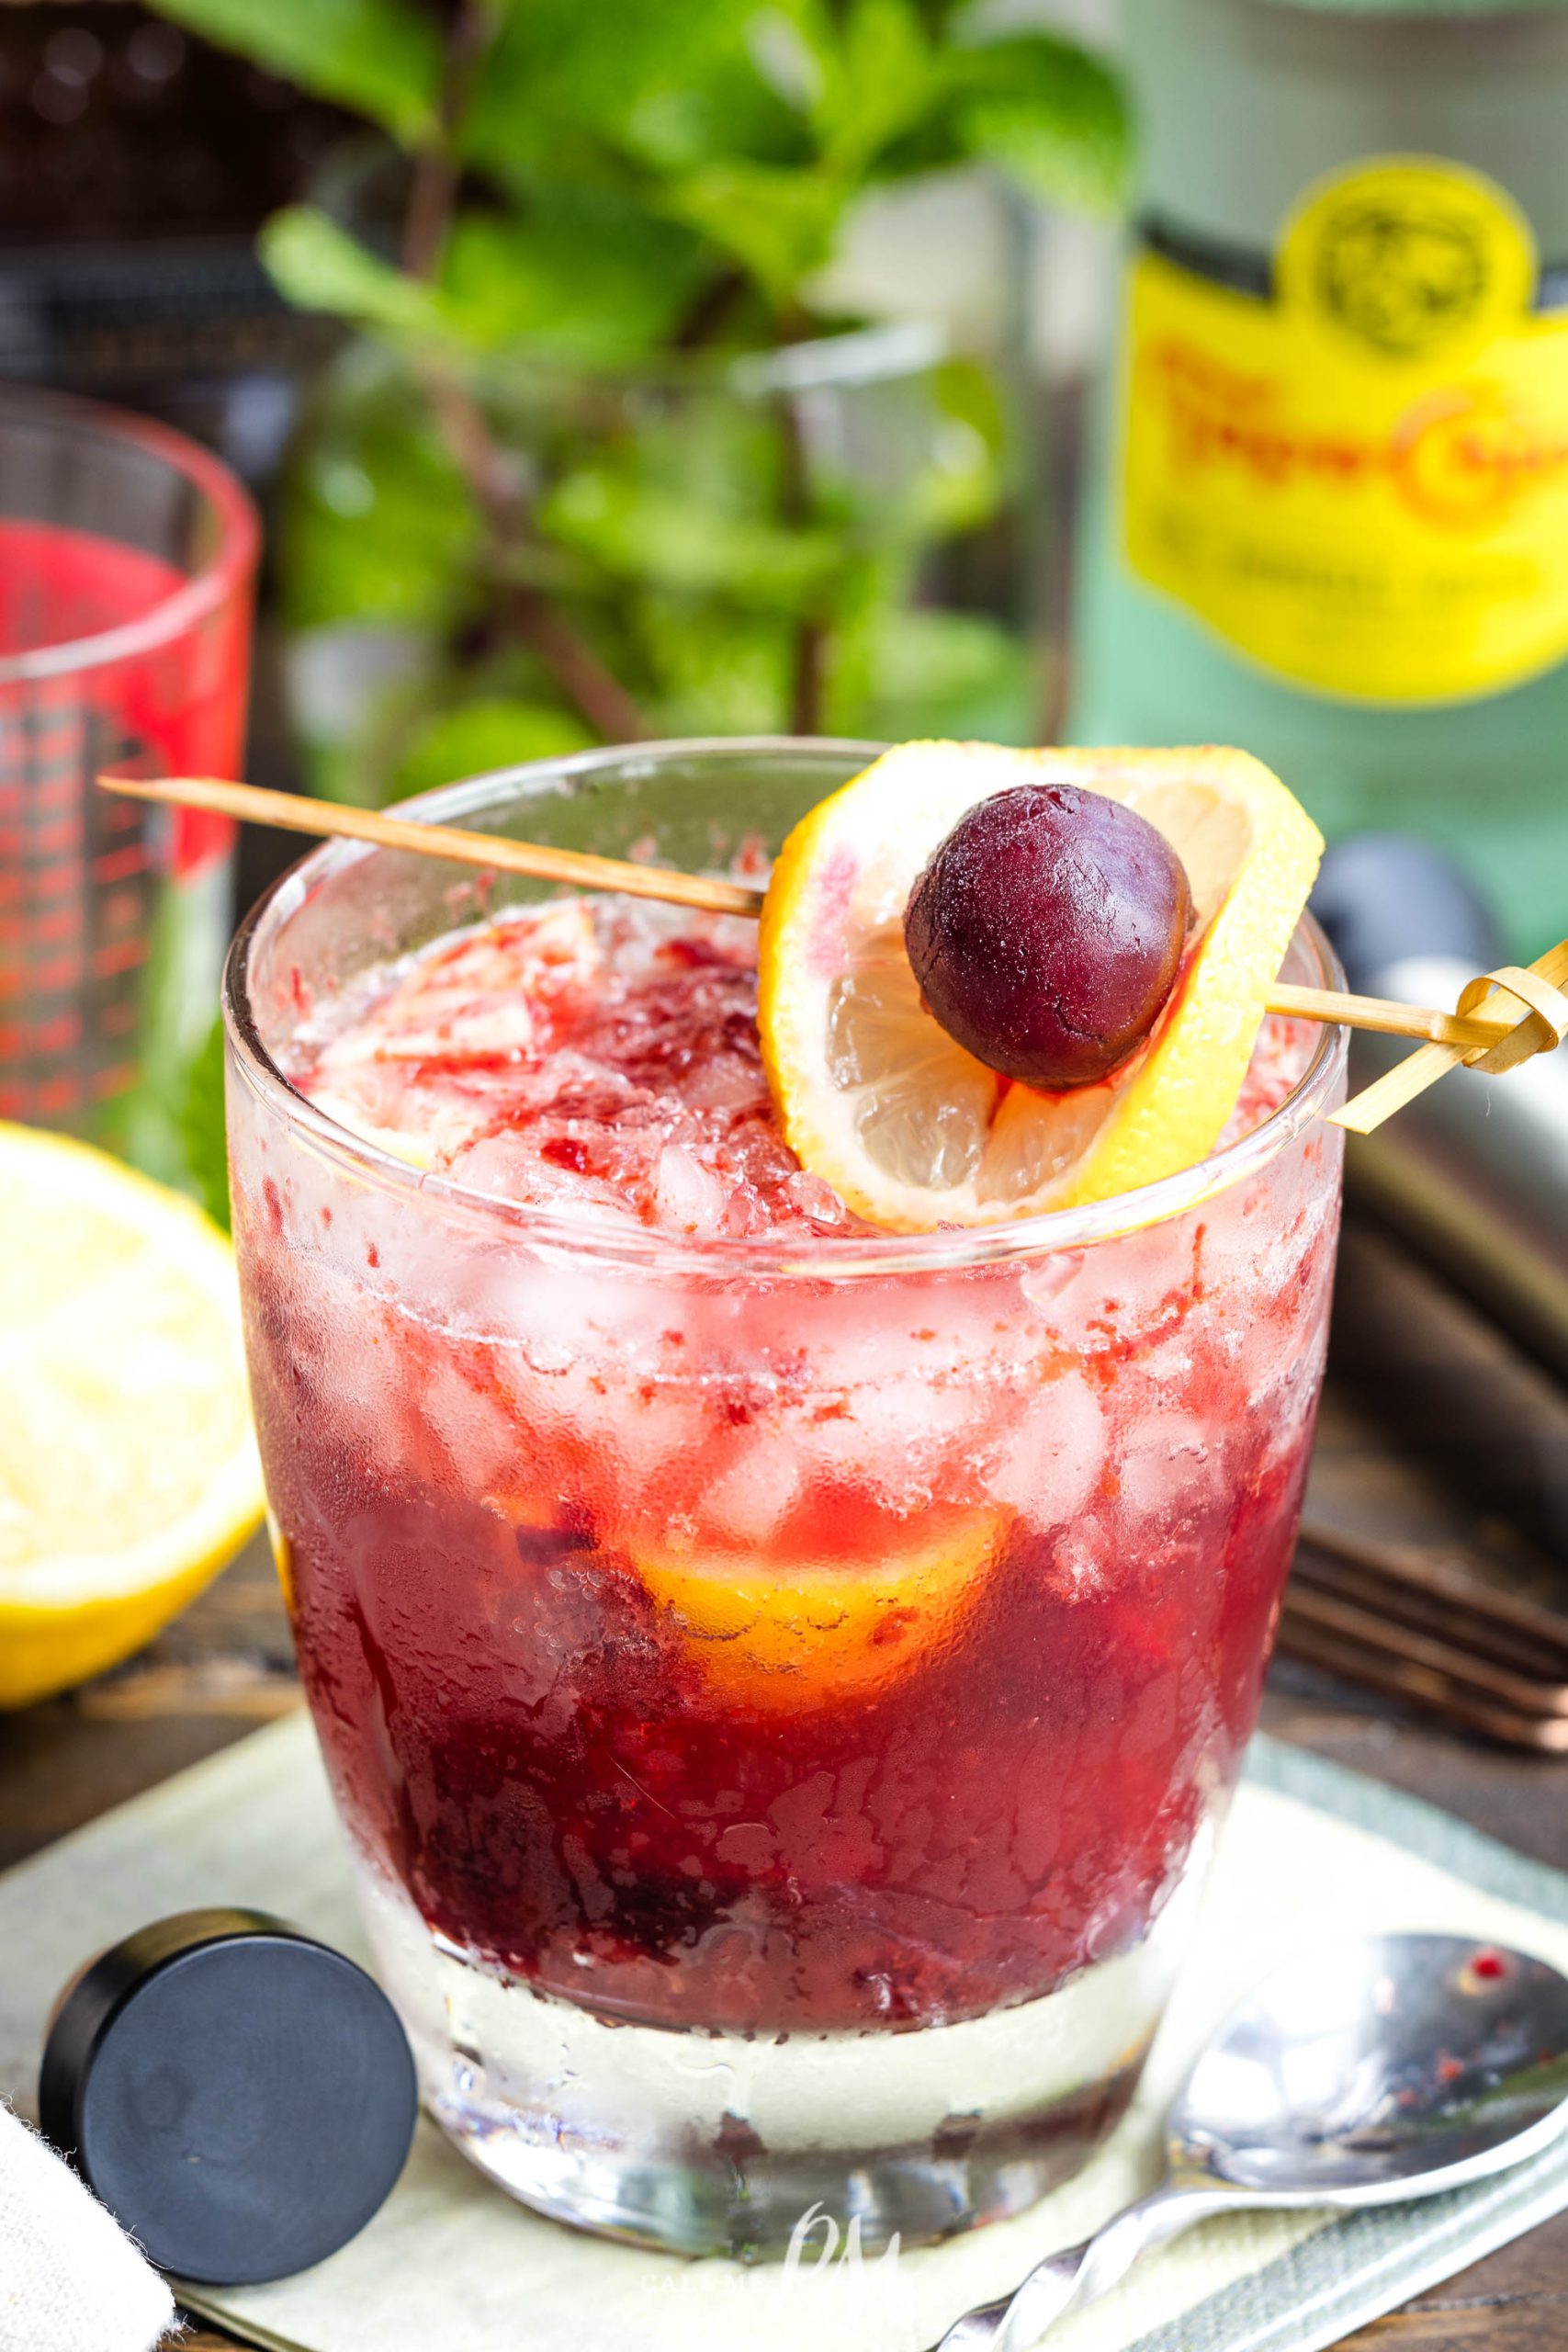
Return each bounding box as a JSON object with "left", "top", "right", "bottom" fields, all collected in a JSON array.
[{"left": 6, "top": 1207, "right": 1568, "bottom": 2349}]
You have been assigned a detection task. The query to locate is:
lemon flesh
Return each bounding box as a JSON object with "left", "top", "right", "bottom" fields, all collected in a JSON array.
[
  {"left": 637, "top": 1515, "right": 999, "bottom": 1709},
  {"left": 0, "top": 1125, "right": 265, "bottom": 1706},
  {"left": 759, "top": 742, "right": 1324, "bottom": 1232}
]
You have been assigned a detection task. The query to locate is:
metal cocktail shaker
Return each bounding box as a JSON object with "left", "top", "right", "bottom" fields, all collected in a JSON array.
[{"left": 1313, "top": 838, "right": 1568, "bottom": 1385}]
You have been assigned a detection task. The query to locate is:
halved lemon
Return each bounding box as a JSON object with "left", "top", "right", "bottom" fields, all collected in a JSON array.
[
  {"left": 637, "top": 1513, "right": 999, "bottom": 1708},
  {"left": 0, "top": 1125, "right": 265, "bottom": 1706},
  {"left": 759, "top": 742, "right": 1323, "bottom": 1230}
]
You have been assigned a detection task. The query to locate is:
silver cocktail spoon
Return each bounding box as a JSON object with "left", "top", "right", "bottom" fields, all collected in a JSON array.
[{"left": 933, "top": 1932, "right": 1568, "bottom": 2351}]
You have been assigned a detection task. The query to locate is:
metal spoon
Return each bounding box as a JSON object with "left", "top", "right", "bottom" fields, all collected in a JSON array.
[{"left": 933, "top": 1932, "right": 1568, "bottom": 2352}]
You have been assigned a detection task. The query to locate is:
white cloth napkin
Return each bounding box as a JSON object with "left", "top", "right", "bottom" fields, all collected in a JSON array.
[{"left": 0, "top": 2105, "right": 175, "bottom": 2352}]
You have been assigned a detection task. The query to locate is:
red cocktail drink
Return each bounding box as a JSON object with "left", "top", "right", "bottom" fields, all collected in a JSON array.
[{"left": 225, "top": 742, "right": 1344, "bottom": 2256}]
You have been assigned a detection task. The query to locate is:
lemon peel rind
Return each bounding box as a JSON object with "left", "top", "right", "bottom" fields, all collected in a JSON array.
[
  {"left": 1056, "top": 748, "right": 1324, "bottom": 1209},
  {"left": 0, "top": 1122, "right": 265, "bottom": 1705}
]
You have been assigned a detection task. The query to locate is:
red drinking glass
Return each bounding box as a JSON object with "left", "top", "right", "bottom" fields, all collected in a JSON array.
[{"left": 0, "top": 387, "right": 257, "bottom": 1172}]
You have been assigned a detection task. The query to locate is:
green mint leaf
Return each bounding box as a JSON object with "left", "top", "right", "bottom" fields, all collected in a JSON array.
[
  {"left": 637, "top": 596, "right": 795, "bottom": 735},
  {"left": 281, "top": 345, "right": 480, "bottom": 631},
  {"left": 539, "top": 461, "right": 843, "bottom": 607},
  {"left": 259, "top": 207, "right": 448, "bottom": 337},
  {"left": 616, "top": 51, "right": 807, "bottom": 179},
  {"left": 661, "top": 163, "right": 844, "bottom": 308},
  {"left": 866, "top": 605, "right": 1035, "bottom": 740},
  {"left": 463, "top": 0, "right": 759, "bottom": 175},
  {"left": 777, "top": 354, "right": 1004, "bottom": 547},
  {"left": 820, "top": 0, "right": 939, "bottom": 172},
  {"left": 389, "top": 698, "right": 594, "bottom": 800},
  {"left": 96, "top": 883, "right": 230, "bottom": 1208},
  {"left": 440, "top": 199, "right": 706, "bottom": 364},
  {"left": 146, "top": 0, "right": 441, "bottom": 142},
  {"left": 177, "top": 1014, "right": 231, "bottom": 1232},
  {"left": 745, "top": 8, "right": 826, "bottom": 119},
  {"left": 943, "top": 34, "right": 1132, "bottom": 216},
  {"left": 753, "top": 0, "right": 940, "bottom": 170}
]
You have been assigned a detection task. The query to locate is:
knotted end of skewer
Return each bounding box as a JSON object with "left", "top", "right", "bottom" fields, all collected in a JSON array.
[
  {"left": 1453, "top": 964, "right": 1568, "bottom": 1074},
  {"left": 1333, "top": 940, "right": 1568, "bottom": 1135}
]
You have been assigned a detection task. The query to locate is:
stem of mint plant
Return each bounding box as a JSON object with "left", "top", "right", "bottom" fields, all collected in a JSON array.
[
  {"left": 400, "top": 6, "right": 649, "bottom": 747},
  {"left": 400, "top": 0, "right": 490, "bottom": 282},
  {"left": 775, "top": 307, "right": 829, "bottom": 736}
]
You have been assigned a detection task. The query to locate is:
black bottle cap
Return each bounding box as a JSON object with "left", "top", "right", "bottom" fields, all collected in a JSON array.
[{"left": 39, "top": 1907, "right": 418, "bottom": 2286}]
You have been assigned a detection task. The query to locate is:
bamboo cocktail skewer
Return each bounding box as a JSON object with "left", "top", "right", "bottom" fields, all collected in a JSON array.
[
  {"left": 1266, "top": 982, "right": 1512, "bottom": 1055},
  {"left": 98, "top": 772, "right": 1537, "bottom": 1064},
  {"left": 107, "top": 770, "right": 763, "bottom": 920}
]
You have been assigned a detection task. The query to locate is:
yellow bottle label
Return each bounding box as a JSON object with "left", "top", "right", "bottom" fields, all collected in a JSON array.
[{"left": 1120, "top": 156, "right": 1568, "bottom": 704}]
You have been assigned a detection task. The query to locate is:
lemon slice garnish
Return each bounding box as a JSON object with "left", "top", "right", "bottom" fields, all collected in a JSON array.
[
  {"left": 759, "top": 741, "right": 1323, "bottom": 1230},
  {"left": 0, "top": 1124, "right": 265, "bottom": 1705}
]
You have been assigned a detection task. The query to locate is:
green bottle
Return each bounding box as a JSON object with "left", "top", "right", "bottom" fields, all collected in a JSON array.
[{"left": 1070, "top": 0, "right": 1568, "bottom": 955}]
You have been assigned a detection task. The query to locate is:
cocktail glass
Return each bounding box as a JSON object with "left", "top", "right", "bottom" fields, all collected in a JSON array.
[{"left": 224, "top": 739, "right": 1345, "bottom": 2259}]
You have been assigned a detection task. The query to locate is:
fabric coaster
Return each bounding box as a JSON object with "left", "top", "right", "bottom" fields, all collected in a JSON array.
[{"left": 4, "top": 1716, "right": 1568, "bottom": 2352}]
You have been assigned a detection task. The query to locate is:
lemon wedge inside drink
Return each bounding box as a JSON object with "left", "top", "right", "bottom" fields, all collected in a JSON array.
[
  {"left": 637, "top": 1514, "right": 999, "bottom": 1708},
  {"left": 759, "top": 741, "right": 1323, "bottom": 1231},
  {"left": 0, "top": 1125, "right": 265, "bottom": 1706}
]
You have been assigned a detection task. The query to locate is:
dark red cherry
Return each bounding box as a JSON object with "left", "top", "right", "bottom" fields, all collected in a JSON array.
[{"left": 903, "top": 784, "right": 1191, "bottom": 1089}]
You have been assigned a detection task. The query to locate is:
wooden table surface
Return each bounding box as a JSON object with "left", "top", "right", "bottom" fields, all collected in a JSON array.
[{"left": 6, "top": 1206, "right": 1568, "bottom": 2351}]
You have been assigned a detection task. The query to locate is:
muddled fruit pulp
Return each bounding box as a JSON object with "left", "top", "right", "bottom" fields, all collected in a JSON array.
[
  {"left": 241, "top": 899, "right": 1337, "bottom": 2040},
  {"left": 294, "top": 899, "right": 859, "bottom": 1238}
]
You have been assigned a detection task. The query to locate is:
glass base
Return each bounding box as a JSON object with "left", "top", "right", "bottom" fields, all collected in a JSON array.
[
  {"left": 434, "top": 2052, "right": 1144, "bottom": 2261},
  {"left": 355, "top": 1858, "right": 1199, "bottom": 2259}
]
